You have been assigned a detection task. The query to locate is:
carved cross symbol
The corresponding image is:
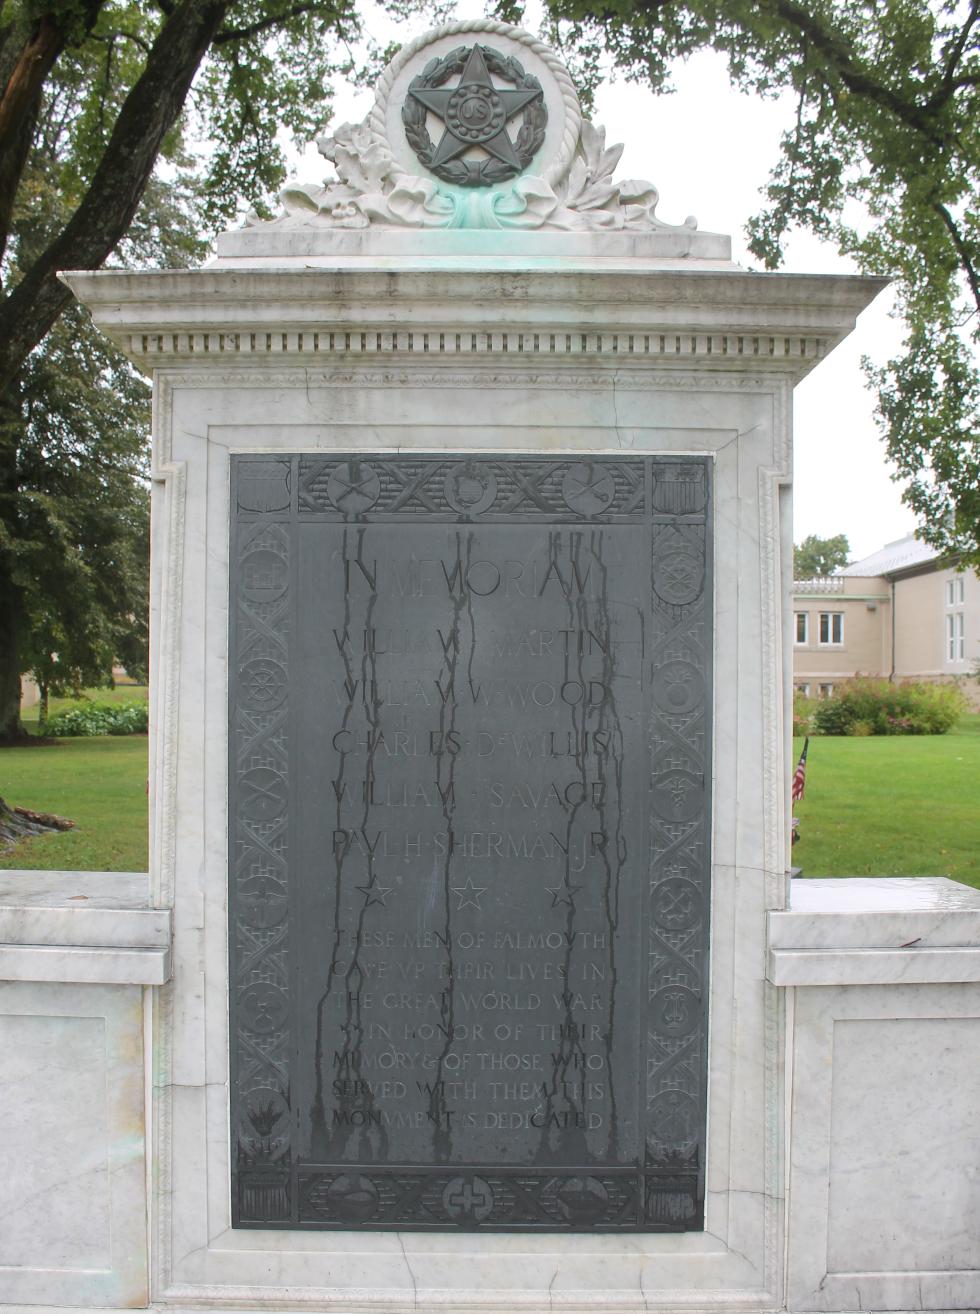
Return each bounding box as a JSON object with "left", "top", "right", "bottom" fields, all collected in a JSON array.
[
  {"left": 243, "top": 871, "right": 282, "bottom": 907},
  {"left": 249, "top": 668, "right": 278, "bottom": 697},
  {"left": 332, "top": 474, "right": 372, "bottom": 503},
  {"left": 444, "top": 1176, "right": 493, "bottom": 1219},
  {"left": 328, "top": 461, "right": 380, "bottom": 513},
  {"left": 651, "top": 1090, "right": 694, "bottom": 1140},
  {"left": 658, "top": 887, "right": 693, "bottom": 925},
  {"left": 562, "top": 461, "right": 615, "bottom": 515},
  {"left": 659, "top": 553, "right": 697, "bottom": 598},
  {"left": 449, "top": 1183, "right": 481, "bottom": 1212}
]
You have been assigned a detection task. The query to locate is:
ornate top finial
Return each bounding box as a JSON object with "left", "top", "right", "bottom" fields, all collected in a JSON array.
[{"left": 253, "top": 21, "right": 700, "bottom": 235}]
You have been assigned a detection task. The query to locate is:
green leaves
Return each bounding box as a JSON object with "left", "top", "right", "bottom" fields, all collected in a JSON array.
[
  {"left": 794, "top": 533, "right": 851, "bottom": 577},
  {"left": 11, "top": 297, "right": 151, "bottom": 700},
  {"left": 871, "top": 324, "right": 980, "bottom": 561},
  {"left": 541, "top": 0, "right": 980, "bottom": 567}
]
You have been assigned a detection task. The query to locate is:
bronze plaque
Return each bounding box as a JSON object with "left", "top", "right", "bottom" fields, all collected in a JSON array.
[{"left": 229, "top": 453, "right": 711, "bottom": 1231}]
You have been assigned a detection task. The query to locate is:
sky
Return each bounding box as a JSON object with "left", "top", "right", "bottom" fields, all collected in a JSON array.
[{"left": 279, "top": 6, "right": 917, "bottom": 564}]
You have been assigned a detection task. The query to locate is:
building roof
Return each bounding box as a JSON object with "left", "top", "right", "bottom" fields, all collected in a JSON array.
[{"left": 837, "top": 533, "right": 939, "bottom": 578}]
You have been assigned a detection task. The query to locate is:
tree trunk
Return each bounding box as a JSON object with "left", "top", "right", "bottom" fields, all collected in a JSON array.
[
  {"left": 0, "top": 380, "right": 24, "bottom": 741},
  {"left": 0, "top": 794, "right": 74, "bottom": 845},
  {"left": 0, "top": 0, "right": 231, "bottom": 394},
  {"left": 0, "top": 572, "right": 23, "bottom": 741},
  {"left": 37, "top": 681, "right": 48, "bottom": 728}
]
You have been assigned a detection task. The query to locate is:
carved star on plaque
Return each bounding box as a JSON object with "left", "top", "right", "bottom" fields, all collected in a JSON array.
[
  {"left": 545, "top": 882, "right": 582, "bottom": 909},
  {"left": 450, "top": 877, "right": 488, "bottom": 911},
  {"left": 356, "top": 879, "right": 393, "bottom": 907},
  {"left": 406, "top": 44, "right": 542, "bottom": 173}
]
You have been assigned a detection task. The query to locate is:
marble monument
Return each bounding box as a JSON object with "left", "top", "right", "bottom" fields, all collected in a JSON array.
[{"left": 0, "top": 19, "right": 977, "bottom": 1314}]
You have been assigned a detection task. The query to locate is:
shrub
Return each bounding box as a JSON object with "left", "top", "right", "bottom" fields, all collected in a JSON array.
[
  {"left": 45, "top": 701, "right": 149, "bottom": 737},
  {"left": 812, "top": 679, "right": 966, "bottom": 736},
  {"left": 793, "top": 691, "right": 817, "bottom": 737}
]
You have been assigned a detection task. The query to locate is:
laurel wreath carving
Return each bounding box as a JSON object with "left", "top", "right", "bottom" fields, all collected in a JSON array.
[{"left": 401, "top": 44, "right": 547, "bottom": 188}]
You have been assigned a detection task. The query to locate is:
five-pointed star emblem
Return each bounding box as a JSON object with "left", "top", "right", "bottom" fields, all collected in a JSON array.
[
  {"left": 356, "top": 879, "right": 392, "bottom": 908},
  {"left": 545, "top": 882, "right": 582, "bottom": 909},
  {"left": 450, "top": 877, "right": 488, "bottom": 911},
  {"left": 408, "top": 45, "right": 542, "bottom": 172}
]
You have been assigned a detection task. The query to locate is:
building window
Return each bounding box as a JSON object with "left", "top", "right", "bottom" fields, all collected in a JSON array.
[
  {"left": 795, "top": 682, "right": 811, "bottom": 698},
  {"left": 818, "top": 611, "right": 844, "bottom": 645},
  {"left": 946, "top": 577, "right": 965, "bottom": 606},
  {"left": 819, "top": 683, "right": 835, "bottom": 699},
  {"left": 947, "top": 612, "right": 965, "bottom": 662},
  {"left": 945, "top": 577, "right": 965, "bottom": 663},
  {"left": 794, "top": 612, "right": 809, "bottom": 645}
]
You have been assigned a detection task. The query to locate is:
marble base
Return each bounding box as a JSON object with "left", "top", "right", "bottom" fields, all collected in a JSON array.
[
  {"left": 2, "top": 872, "right": 978, "bottom": 1310},
  {"left": 0, "top": 870, "right": 169, "bottom": 1308},
  {"left": 776, "top": 879, "right": 980, "bottom": 1312},
  {"left": 0, "top": 981, "right": 149, "bottom": 1308}
]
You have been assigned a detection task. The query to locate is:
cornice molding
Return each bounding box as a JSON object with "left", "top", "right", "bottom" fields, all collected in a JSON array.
[
  {"left": 126, "top": 326, "right": 828, "bottom": 372},
  {"left": 61, "top": 264, "right": 886, "bottom": 383}
]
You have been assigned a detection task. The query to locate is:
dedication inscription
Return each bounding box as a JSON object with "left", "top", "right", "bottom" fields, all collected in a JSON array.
[{"left": 229, "top": 453, "right": 712, "bottom": 1231}]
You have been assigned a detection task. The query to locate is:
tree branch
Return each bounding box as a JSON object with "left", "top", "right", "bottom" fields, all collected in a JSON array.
[
  {"left": 0, "top": 0, "right": 108, "bottom": 259},
  {"left": 626, "top": 0, "right": 955, "bottom": 145},
  {"left": 935, "top": 0, "right": 979, "bottom": 99},
  {"left": 0, "top": 15, "right": 66, "bottom": 153},
  {"left": 0, "top": 86, "right": 36, "bottom": 276},
  {"left": 935, "top": 71, "right": 980, "bottom": 94},
  {"left": 91, "top": 29, "right": 154, "bottom": 56},
  {"left": 0, "top": 0, "right": 107, "bottom": 150},
  {"left": 764, "top": 0, "right": 953, "bottom": 146},
  {"left": 213, "top": 1, "right": 327, "bottom": 45},
  {"left": 934, "top": 200, "right": 980, "bottom": 319},
  {"left": 0, "top": 0, "right": 231, "bottom": 392}
]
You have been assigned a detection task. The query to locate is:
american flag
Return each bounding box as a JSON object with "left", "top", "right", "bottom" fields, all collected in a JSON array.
[{"left": 792, "top": 737, "right": 809, "bottom": 803}]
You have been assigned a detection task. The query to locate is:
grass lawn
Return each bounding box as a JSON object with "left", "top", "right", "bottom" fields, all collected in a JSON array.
[
  {"left": 792, "top": 713, "right": 980, "bottom": 890},
  {"left": 1, "top": 702, "right": 977, "bottom": 886},
  {"left": 0, "top": 735, "right": 148, "bottom": 872}
]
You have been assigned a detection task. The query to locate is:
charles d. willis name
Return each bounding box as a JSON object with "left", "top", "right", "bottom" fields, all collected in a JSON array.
[{"left": 229, "top": 453, "right": 712, "bottom": 1231}]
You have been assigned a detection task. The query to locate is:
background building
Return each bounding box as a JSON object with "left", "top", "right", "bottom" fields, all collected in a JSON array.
[{"left": 793, "top": 533, "right": 980, "bottom": 705}]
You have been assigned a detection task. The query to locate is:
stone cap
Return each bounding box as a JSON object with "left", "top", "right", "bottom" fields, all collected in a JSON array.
[
  {"left": 212, "top": 225, "right": 735, "bottom": 266},
  {"left": 768, "top": 877, "right": 980, "bottom": 986},
  {"left": 0, "top": 869, "right": 171, "bottom": 984}
]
